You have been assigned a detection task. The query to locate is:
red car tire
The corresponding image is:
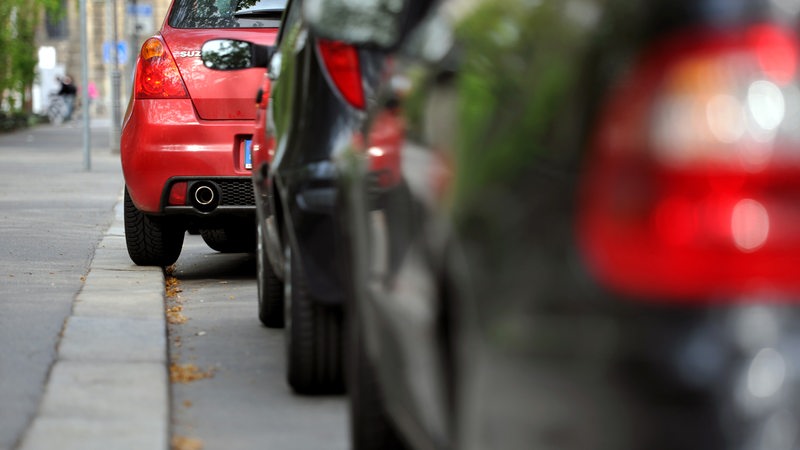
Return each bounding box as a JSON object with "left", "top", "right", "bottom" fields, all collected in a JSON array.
[{"left": 124, "top": 188, "right": 185, "bottom": 266}]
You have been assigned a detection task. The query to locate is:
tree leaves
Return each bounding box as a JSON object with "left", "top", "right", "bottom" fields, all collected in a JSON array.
[{"left": 0, "top": 0, "right": 63, "bottom": 113}]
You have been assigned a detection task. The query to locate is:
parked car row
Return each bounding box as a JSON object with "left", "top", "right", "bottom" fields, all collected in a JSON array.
[{"left": 124, "top": 0, "right": 800, "bottom": 448}]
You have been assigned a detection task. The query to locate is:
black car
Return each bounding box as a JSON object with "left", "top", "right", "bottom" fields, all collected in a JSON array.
[
  {"left": 204, "top": 0, "right": 381, "bottom": 394},
  {"left": 303, "top": 0, "right": 800, "bottom": 448}
]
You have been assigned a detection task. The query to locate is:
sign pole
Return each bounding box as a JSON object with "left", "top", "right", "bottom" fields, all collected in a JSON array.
[
  {"left": 80, "top": 0, "right": 91, "bottom": 170},
  {"left": 110, "top": 0, "right": 122, "bottom": 154}
]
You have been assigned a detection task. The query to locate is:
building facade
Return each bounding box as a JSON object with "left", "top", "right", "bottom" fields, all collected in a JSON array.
[{"left": 37, "top": 0, "right": 171, "bottom": 118}]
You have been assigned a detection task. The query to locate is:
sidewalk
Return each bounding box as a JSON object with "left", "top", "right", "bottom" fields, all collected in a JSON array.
[{"left": 7, "top": 121, "right": 170, "bottom": 450}]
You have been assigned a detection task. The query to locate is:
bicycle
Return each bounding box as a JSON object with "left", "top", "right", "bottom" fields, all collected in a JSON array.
[{"left": 46, "top": 93, "right": 68, "bottom": 125}]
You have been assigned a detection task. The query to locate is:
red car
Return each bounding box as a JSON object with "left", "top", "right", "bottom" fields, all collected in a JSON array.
[{"left": 121, "top": 0, "right": 284, "bottom": 266}]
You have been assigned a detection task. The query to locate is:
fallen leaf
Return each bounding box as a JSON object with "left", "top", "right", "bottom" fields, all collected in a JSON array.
[
  {"left": 165, "top": 276, "right": 183, "bottom": 298},
  {"left": 170, "top": 363, "right": 215, "bottom": 384},
  {"left": 171, "top": 435, "right": 203, "bottom": 450},
  {"left": 166, "top": 305, "right": 187, "bottom": 325}
]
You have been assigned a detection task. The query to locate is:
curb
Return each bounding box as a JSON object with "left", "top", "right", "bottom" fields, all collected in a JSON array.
[{"left": 18, "top": 199, "right": 169, "bottom": 450}]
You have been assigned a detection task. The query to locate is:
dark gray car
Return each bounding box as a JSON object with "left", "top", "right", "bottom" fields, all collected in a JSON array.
[{"left": 305, "top": 0, "right": 800, "bottom": 449}]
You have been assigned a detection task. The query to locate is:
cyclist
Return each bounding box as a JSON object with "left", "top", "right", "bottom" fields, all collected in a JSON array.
[{"left": 57, "top": 76, "right": 77, "bottom": 121}]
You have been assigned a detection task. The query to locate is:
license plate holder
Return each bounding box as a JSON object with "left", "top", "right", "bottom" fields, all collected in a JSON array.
[{"left": 244, "top": 139, "right": 252, "bottom": 170}]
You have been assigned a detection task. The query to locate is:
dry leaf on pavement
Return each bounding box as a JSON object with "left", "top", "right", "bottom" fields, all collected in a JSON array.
[
  {"left": 166, "top": 305, "right": 187, "bottom": 325},
  {"left": 171, "top": 435, "right": 203, "bottom": 450},
  {"left": 170, "top": 363, "right": 215, "bottom": 383},
  {"left": 165, "top": 276, "right": 183, "bottom": 298}
]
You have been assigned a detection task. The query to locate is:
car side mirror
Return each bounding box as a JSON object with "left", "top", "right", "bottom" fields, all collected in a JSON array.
[
  {"left": 201, "top": 39, "right": 274, "bottom": 70},
  {"left": 302, "top": 0, "right": 410, "bottom": 48}
]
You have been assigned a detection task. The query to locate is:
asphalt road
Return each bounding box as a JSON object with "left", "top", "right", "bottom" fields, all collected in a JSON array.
[
  {"left": 0, "top": 121, "right": 348, "bottom": 450},
  {"left": 168, "top": 236, "right": 348, "bottom": 450},
  {"left": 0, "top": 121, "right": 122, "bottom": 450}
]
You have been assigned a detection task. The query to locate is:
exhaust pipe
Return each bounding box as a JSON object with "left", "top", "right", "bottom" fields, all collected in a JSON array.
[
  {"left": 189, "top": 181, "right": 221, "bottom": 213},
  {"left": 194, "top": 185, "right": 215, "bottom": 205}
]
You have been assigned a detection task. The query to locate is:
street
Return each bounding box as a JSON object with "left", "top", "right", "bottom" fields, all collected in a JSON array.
[
  {"left": 168, "top": 236, "right": 348, "bottom": 450},
  {"left": 0, "top": 122, "right": 121, "bottom": 450},
  {"left": 0, "top": 122, "right": 348, "bottom": 450}
]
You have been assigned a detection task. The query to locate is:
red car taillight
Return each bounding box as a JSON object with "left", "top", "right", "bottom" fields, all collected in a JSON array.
[
  {"left": 168, "top": 182, "right": 188, "bottom": 206},
  {"left": 316, "top": 39, "right": 365, "bottom": 109},
  {"left": 134, "top": 37, "right": 189, "bottom": 99},
  {"left": 578, "top": 24, "right": 800, "bottom": 302}
]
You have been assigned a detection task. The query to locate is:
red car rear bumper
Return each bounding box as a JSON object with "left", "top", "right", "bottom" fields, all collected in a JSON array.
[{"left": 121, "top": 98, "right": 254, "bottom": 213}]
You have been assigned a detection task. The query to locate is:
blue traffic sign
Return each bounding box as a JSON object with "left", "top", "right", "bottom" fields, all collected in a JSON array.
[
  {"left": 102, "top": 41, "right": 129, "bottom": 65},
  {"left": 126, "top": 4, "right": 153, "bottom": 16}
]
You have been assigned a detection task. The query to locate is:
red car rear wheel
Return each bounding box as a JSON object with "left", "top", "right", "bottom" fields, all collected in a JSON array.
[{"left": 124, "top": 188, "right": 185, "bottom": 266}]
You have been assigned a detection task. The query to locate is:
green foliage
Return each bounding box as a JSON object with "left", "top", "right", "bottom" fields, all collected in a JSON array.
[
  {"left": 452, "top": 0, "right": 588, "bottom": 211},
  {"left": 0, "top": 0, "right": 63, "bottom": 114}
]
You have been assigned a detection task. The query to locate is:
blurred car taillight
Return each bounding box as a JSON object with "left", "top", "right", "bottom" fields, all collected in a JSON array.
[
  {"left": 257, "top": 84, "right": 270, "bottom": 109},
  {"left": 254, "top": 73, "right": 276, "bottom": 164},
  {"left": 316, "top": 39, "right": 365, "bottom": 109},
  {"left": 365, "top": 109, "right": 404, "bottom": 188},
  {"left": 578, "top": 24, "right": 800, "bottom": 301},
  {"left": 135, "top": 37, "right": 189, "bottom": 99}
]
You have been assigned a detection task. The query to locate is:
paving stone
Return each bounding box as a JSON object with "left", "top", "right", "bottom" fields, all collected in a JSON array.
[
  {"left": 73, "top": 291, "right": 164, "bottom": 320},
  {"left": 39, "top": 361, "right": 168, "bottom": 420},
  {"left": 59, "top": 316, "right": 166, "bottom": 363},
  {"left": 20, "top": 416, "right": 167, "bottom": 450}
]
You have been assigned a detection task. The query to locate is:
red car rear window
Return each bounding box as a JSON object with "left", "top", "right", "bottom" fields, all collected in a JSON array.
[{"left": 169, "top": 0, "right": 285, "bottom": 29}]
